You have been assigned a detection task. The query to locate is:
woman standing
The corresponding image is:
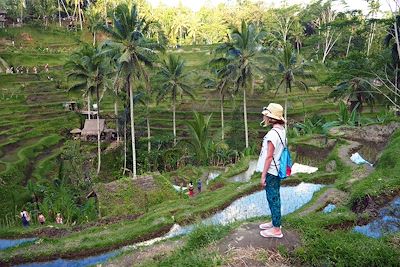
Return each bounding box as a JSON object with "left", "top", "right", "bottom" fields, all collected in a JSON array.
[{"left": 256, "top": 103, "right": 286, "bottom": 238}]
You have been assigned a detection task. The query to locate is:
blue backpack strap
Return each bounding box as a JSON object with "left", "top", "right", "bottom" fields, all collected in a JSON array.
[{"left": 271, "top": 128, "right": 286, "bottom": 175}]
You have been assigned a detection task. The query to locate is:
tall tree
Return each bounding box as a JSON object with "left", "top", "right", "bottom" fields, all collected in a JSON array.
[
  {"left": 65, "top": 45, "right": 111, "bottom": 174},
  {"left": 223, "top": 20, "right": 266, "bottom": 148},
  {"left": 366, "top": 0, "right": 380, "bottom": 56},
  {"left": 86, "top": 7, "right": 104, "bottom": 46},
  {"left": 157, "top": 54, "right": 194, "bottom": 146},
  {"left": 205, "top": 55, "right": 235, "bottom": 140},
  {"left": 102, "top": 3, "right": 161, "bottom": 178}
]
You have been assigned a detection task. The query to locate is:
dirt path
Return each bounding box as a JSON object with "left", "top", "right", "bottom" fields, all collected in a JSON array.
[
  {"left": 299, "top": 188, "right": 348, "bottom": 216},
  {"left": 103, "top": 240, "right": 183, "bottom": 267},
  {"left": 217, "top": 223, "right": 301, "bottom": 254},
  {"left": 338, "top": 140, "right": 362, "bottom": 167}
]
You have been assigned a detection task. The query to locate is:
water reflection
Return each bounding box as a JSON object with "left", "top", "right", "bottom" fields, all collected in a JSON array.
[
  {"left": 229, "top": 160, "right": 258, "bottom": 182},
  {"left": 17, "top": 251, "right": 119, "bottom": 267},
  {"left": 354, "top": 197, "right": 400, "bottom": 238},
  {"left": 0, "top": 238, "right": 36, "bottom": 250},
  {"left": 169, "top": 182, "right": 323, "bottom": 237},
  {"left": 206, "top": 171, "right": 221, "bottom": 185},
  {"left": 17, "top": 182, "right": 323, "bottom": 267}
]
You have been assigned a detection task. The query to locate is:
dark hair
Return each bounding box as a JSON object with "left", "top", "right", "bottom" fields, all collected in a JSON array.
[{"left": 267, "top": 117, "right": 284, "bottom": 125}]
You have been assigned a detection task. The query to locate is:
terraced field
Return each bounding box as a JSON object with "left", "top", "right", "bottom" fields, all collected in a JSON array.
[
  {"left": 0, "top": 28, "right": 385, "bottom": 220},
  {"left": 0, "top": 72, "right": 80, "bottom": 217}
]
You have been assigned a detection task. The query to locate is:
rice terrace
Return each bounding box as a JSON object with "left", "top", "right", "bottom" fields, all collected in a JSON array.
[{"left": 0, "top": 0, "right": 399, "bottom": 266}]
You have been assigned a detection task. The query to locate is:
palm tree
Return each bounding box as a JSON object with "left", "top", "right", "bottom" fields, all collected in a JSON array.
[
  {"left": 65, "top": 45, "right": 111, "bottom": 174},
  {"left": 204, "top": 56, "right": 235, "bottom": 141},
  {"left": 223, "top": 20, "right": 266, "bottom": 148},
  {"left": 86, "top": 7, "right": 104, "bottom": 46},
  {"left": 265, "top": 44, "right": 310, "bottom": 127},
  {"left": 185, "top": 111, "right": 213, "bottom": 164},
  {"left": 384, "top": 15, "right": 400, "bottom": 106},
  {"left": 329, "top": 78, "right": 375, "bottom": 113},
  {"left": 101, "top": 3, "right": 161, "bottom": 178},
  {"left": 157, "top": 54, "right": 194, "bottom": 146}
]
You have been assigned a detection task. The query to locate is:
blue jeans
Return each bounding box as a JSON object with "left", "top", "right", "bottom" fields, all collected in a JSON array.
[{"left": 265, "top": 173, "right": 281, "bottom": 227}]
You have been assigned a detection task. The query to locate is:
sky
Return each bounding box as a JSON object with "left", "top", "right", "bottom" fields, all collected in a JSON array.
[{"left": 147, "top": 0, "right": 394, "bottom": 14}]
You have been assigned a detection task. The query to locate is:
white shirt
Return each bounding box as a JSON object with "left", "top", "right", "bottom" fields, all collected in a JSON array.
[{"left": 256, "top": 127, "right": 286, "bottom": 176}]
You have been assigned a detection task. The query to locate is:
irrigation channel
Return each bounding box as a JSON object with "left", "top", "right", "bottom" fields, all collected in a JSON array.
[{"left": 12, "top": 182, "right": 323, "bottom": 267}]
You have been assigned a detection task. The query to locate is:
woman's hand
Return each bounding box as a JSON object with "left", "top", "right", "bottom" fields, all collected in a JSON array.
[{"left": 260, "top": 175, "right": 266, "bottom": 188}]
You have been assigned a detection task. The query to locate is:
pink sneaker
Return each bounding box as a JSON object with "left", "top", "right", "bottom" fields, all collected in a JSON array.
[
  {"left": 259, "top": 222, "right": 273, "bottom": 230},
  {"left": 260, "top": 228, "right": 283, "bottom": 238}
]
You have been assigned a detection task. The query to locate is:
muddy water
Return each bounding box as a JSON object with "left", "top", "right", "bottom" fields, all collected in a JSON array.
[{"left": 19, "top": 182, "right": 323, "bottom": 267}]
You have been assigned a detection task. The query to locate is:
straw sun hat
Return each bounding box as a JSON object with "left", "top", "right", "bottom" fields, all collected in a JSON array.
[{"left": 261, "top": 103, "right": 285, "bottom": 122}]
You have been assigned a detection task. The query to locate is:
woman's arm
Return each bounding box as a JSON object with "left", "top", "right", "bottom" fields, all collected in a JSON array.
[{"left": 260, "top": 141, "right": 275, "bottom": 187}]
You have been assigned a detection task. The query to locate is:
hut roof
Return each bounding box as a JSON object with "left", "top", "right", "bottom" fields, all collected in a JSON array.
[
  {"left": 0, "top": 10, "right": 6, "bottom": 15},
  {"left": 80, "top": 110, "right": 98, "bottom": 116},
  {"left": 70, "top": 128, "right": 82, "bottom": 134},
  {"left": 81, "top": 119, "right": 105, "bottom": 136},
  {"left": 0, "top": 17, "right": 6, "bottom": 22}
]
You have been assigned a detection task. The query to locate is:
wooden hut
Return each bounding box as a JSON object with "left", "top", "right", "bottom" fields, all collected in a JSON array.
[
  {"left": 0, "top": 10, "right": 6, "bottom": 28},
  {"left": 80, "top": 119, "right": 116, "bottom": 141}
]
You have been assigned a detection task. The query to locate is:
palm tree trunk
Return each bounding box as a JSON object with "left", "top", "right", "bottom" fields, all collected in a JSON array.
[
  {"left": 346, "top": 34, "right": 352, "bottom": 57},
  {"left": 243, "top": 89, "right": 249, "bottom": 148},
  {"left": 78, "top": 2, "right": 83, "bottom": 31},
  {"left": 87, "top": 94, "right": 91, "bottom": 119},
  {"left": 396, "top": 67, "right": 398, "bottom": 106},
  {"left": 58, "top": 0, "right": 61, "bottom": 27},
  {"left": 220, "top": 93, "right": 224, "bottom": 140},
  {"left": 284, "top": 97, "right": 288, "bottom": 129},
  {"left": 96, "top": 86, "right": 101, "bottom": 174},
  {"left": 60, "top": 0, "right": 70, "bottom": 18},
  {"left": 114, "top": 101, "right": 119, "bottom": 141},
  {"left": 173, "top": 95, "right": 177, "bottom": 146},
  {"left": 123, "top": 119, "right": 127, "bottom": 175},
  {"left": 93, "top": 32, "right": 96, "bottom": 46},
  {"left": 128, "top": 77, "right": 137, "bottom": 178},
  {"left": 147, "top": 113, "right": 151, "bottom": 153}
]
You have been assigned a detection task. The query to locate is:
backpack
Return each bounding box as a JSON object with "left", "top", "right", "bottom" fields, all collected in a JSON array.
[{"left": 271, "top": 129, "right": 292, "bottom": 179}]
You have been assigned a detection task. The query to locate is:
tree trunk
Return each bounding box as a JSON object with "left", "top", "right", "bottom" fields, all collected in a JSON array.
[
  {"left": 123, "top": 119, "right": 127, "bottom": 175},
  {"left": 78, "top": 2, "right": 83, "bottom": 31},
  {"left": 396, "top": 67, "right": 398, "bottom": 106},
  {"left": 220, "top": 93, "right": 224, "bottom": 140},
  {"left": 367, "top": 22, "right": 376, "bottom": 56},
  {"left": 346, "top": 34, "right": 352, "bottom": 57},
  {"left": 93, "top": 32, "right": 96, "bottom": 46},
  {"left": 243, "top": 88, "right": 249, "bottom": 148},
  {"left": 114, "top": 101, "right": 119, "bottom": 141},
  {"left": 60, "top": 0, "right": 70, "bottom": 18},
  {"left": 284, "top": 97, "right": 288, "bottom": 130},
  {"left": 96, "top": 86, "right": 101, "bottom": 174},
  {"left": 128, "top": 77, "right": 137, "bottom": 178},
  {"left": 173, "top": 94, "right": 177, "bottom": 146},
  {"left": 87, "top": 94, "right": 91, "bottom": 119},
  {"left": 147, "top": 113, "right": 151, "bottom": 153},
  {"left": 58, "top": 0, "right": 61, "bottom": 27}
]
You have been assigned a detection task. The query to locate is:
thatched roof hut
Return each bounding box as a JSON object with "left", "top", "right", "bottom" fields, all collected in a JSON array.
[
  {"left": 81, "top": 119, "right": 105, "bottom": 136},
  {"left": 70, "top": 128, "right": 82, "bottom": 134}
]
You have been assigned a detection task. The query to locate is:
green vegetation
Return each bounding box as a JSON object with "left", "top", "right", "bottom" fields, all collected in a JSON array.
[{"left": 0, "top": 0, "right": 400, "bottom": 265}]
